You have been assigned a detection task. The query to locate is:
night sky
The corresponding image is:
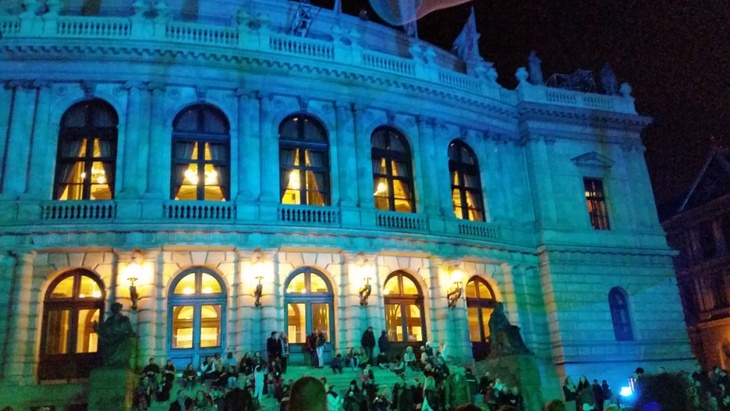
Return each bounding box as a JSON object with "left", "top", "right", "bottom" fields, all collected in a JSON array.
[{"left": 325, "top": 0, "right": 730, "bottom": 211}]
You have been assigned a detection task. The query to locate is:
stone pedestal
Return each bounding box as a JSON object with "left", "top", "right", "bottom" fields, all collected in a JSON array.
[
  {"left": 87, "top": 368, "right": 136, "bottom": 411},
  {"left": 483, "top": 354, "right": 543, "bottom": 411}
]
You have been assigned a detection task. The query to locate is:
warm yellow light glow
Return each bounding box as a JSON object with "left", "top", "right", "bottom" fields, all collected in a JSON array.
[
  {"left": 183, "top": 287, "right": 194, "bottom": 295},
  {"left": 384, "top": 289, "right": 390, "bottom": 295},
  {"left": 289, "top": 171, "right": 301, "bottom": 190},
  {"left": 185, "top": 169, "right": 199, "bottom": 185},
  {"left": 374, "top": 182, "right": 387, "bottom": 195},
  {"left": 202, "top": 286, "right": 212, "bottom": 294},
  {"left": 451, "top": 269, "right": 464, "bottom": 284},
  {"left": 79, "top": 294, "right": 86, "bottom": 298},
  {"left": 91, "top": 289, "right": 102, "bottom": 298},
  {"left": 205, "top": 170, "right": 218, "bottom": 185}
]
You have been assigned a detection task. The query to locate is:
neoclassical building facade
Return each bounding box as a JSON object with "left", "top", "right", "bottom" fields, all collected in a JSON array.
[{"left": 0, "top": 0, "right": 693, "bottom": 408}]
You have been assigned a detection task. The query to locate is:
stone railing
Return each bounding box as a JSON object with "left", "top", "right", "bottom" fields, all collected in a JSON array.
[
  {"left": 437, "top": 69, "right": 482, "bottom": 94},
  {"left": 166, "top": 21, "right": 238, "bottom": 46},
  {"left": 269, "top": 34, "right": 335, "bottom": 61},
  {"left": 278, "top": 204, "right": 340, "bottom": 225},
  {"left": 361, "top": 50, "right": 416, "bottom": 77},
  {"left": 0, "top": 16, "right": 21, "bottom": 35},
  {"left": 56, "top": 16, "right": 131, "bottom": 38},
  {"left": 375, "top": 211, "right": 427, "bottom": 231},
  {"left": 163, "top": 202, "right": 236, "bottom": 220},
  {"left": 40, "top": 201, "right": 117, "bottom": 221},
  {"left": 519, "top": 84, "right": 635, "bottom": 114},
  {"left": 457, "top": 220, "right": 500, "bottom": 239}
]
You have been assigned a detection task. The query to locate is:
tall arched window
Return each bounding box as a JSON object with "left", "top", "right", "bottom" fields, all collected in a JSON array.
[
  {"left": 284, "top": 268, "right": 334, "bottom": 365},
  {"left": 372, "top": 127, "right": 415, "bottom": 212},
  {"left": 168, "top": 268, "right": 227, "bottom": 368},
  {"left": 53, "top": 100, "right": 118, "bottom": 200},
  {"left": 171, "top": 105, "right": 230, "bottom": 201},
  {"left": 449, "top": 140, "right": 485, "bottom": 221},
  {"left": 40, "top": 270, "right": 104, "bottom": 380},
  {"left": 279, "top": 115, "right": 330, "bottom": 206},
  {"left": 608, "top": 287, "right": 633, "bottom": 341},
  {"left": 465, "top": 276, "right": 497, "bottom": 360},
  {"left": 383, "top": 271, "right": 425, "bottom": 351}
]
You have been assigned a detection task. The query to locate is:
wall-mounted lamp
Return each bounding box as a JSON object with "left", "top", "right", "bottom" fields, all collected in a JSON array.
[
  {"left": 124, "top": 253, "right": 143, "bottom": 311},
  {"left": 358, "top": 277, "right": 372, "bottom": 306},
  {"left": 254, "top": 276, "right": 264, "bottom": 308},
  {"left": 446, "top": 268, "right": 464, "bottom": 309}
]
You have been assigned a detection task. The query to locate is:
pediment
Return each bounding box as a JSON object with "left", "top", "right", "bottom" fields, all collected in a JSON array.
[{"left": 571, "top": 151, "right": 614, "bottom": 169}]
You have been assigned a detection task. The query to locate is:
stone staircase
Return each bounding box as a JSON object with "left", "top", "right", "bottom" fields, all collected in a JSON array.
[{"left": 147, "top": 365, "right": 407, "bottom": 411}]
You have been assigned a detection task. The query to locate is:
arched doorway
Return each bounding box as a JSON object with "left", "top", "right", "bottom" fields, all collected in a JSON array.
[
  {"left": 168, "top": 268, "right": 226, "bottom": 369},
  {"left": 39, "top": 269, "right": 105, "bottom": 380},
  {"left": 284, "top": 268, "right": 334, "bottom": 365},
  {"left": 465, "top": 276, "right": 497, "bottom": 360},
  {"left": 383, "top": 271, "right": 425, "bottom": 354}
]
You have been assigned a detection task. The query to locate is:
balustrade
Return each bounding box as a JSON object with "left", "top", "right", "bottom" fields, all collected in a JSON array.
[
  {"left": 375, "top": 211, "right": 426, "bottom": 231},
  {"left": 278, "top": 205, "right": 340, "bottom": 225},
  {"left": 57, "top": 17, "right": 131, "bottom": 38},
  {"left": 40, "top": 201, "right": 116, "bottom": 220},
  {"left": 163, "top": 202, "right": 236, "bottom": 220}
]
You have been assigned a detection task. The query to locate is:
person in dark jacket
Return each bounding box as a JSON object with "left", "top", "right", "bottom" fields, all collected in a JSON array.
[
  {"left": 378, "top": 331, "right": 390, "bottom": 359},
  {"left": 591, "top": 379, "right": 604, "bottom": 411},
  {"left": 465, "top": 368, "right": 478, "bottom": 403},
  {"left": 361, "top": 326, "right": 376, "bottom": 365},
  {"left": 169, "top": 390, "right": 193, "bottom": 411},
  {"left": 307, "top": 331, "right": 319, "bottom": 367},
  {"left": 224, "top": 378, "right": 252, "bottom": 411},
  {"left": 266, "top": 331, "right": 280, "bottom": 362}
]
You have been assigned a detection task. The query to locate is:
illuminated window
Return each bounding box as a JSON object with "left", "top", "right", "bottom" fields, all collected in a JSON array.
[
  {"left": 53, "top": 100, "right": 118, "bottom": 200},
  {"left": 279, "top": 115, "right": 330, "bottom": 206},
  {"left": 584, "top": 178, "right": 610, "bottom": 230},
  {"left": 171, "top": 105, "right": 230, "bottom": 201},
  {"left": 608, "top": 287, "right": 633, "bottom": 341},
  {"left": 449, "top": 140, "right": 485, "bottom": 221},
  {"left": 168, "top": 268, "right": 226, "bottom": 367},
  {"left": 284, "top": 268, "right": 333, "bottom": 352},
  {"left": 465, "top": 276, "right": 497, "bottom": 360},
  {"left": 40, "top": 270, "right": 104, "bottom": 380},
  {"left": 383, "top": 271, "right": 424, "bottom": 344},
  {"left": 372, "top": 127, "right": 415, "bottom": 213}
]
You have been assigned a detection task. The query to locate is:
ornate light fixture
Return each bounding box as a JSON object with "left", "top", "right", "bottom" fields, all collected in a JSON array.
[
  {"left": 251, "top": 249, "right": 264, "bottom": 308},
  {"left": 123, "top": 251, "right": 143, "bottom": 311},
  {"left": 359, "top": 277, "right": 372, "bottom": 306},
  {"left": 446, "top": 268, "right": 464, "bottom": 309},
  {"left": 355, "top": 252, "right": 373, "bottom": 306},
  {"left": 253, "top": 276, "right": 264, "bottom": 307}
]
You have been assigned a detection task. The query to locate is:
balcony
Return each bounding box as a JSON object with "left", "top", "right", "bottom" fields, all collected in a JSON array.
[{"left": 40, "top": 201, "right": 117, "bottom": 221}]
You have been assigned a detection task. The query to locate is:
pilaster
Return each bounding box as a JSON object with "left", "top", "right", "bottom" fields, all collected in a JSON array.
[
  {"left": 434, "top": 122, "right": 454, "bottom": 216},
  {"left": 0, "top": 253, "right": 17, "bottom": 379},
  {"left": 353, "top": 105, "right": 374, "bottom": 225},
  {"left": 0, "top": 84, "right": 13, "bottom": 194},
  {"left": 416, "top": 116, "right": 441, "bottom": 215},
  {"left": 26, "top": 81, "right": 53, "bottom": 200},
  {"left": 5, "top": 252, "right": 36, "bottom": 384},
  {"left": 235, "top": 250, "right": 258, "bottom": 351},
  {"left": 1, "top": 82, "right": 36, "bottom": 198},
  {"left": 258, "top": 94, "right": 278, "bottom": 220},
  {"left": 144, "top": 82, "right": 167, "bottom": 198},
  {"left": 119, "top": 81, "right": 146, "bottom": 198},
  {"left": 428, "top": 257, "right": 445, "bottom": 348},
  {"left": 523, "top": 135, "right": 557, "bottom": 227},
  {"left": 335, "top": 102, "right": 357, "bottom": 207},
  {"left": 235, "top": 90, "right": 261, "bottom": 216}
]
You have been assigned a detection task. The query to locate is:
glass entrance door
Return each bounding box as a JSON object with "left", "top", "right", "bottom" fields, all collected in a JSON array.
[{"left": 284, "top": 268, "right": 334, "bottom": 365}]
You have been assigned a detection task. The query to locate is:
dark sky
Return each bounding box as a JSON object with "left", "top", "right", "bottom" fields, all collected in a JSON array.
[{"left": 329, "top": 0, "right": 730, "bottom": 209}]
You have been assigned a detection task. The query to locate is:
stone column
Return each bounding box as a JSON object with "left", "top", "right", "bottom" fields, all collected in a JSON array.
[
  {"left": 500, "top": 263, "right": 520, "bottom": 326},
  {"left": 235, "top": 90, "right": 261, "bottom": 220},
  {"left": 434, "top": 123, "right": 454, "bottom": 217},
  {"left": 523, "top": 135, "right": 557, "bottom": 227},
  {"left": 5, "top": 252, "right": 36, "bottom": 384},
  {"left": 0, "top": 84, "right": 13, "bottom": 194},
  {"left": 416, "top": 116, "right": 441, "bottom": 215},
  {"left": 119, "top": 81, "right": 146, "bottom": 198},
  {"left": 428, "top": 257, "right": 446, "bottom": 349},
  {"left": 0, "top": 253, "right": 17, "bottom": 379},
  {"left": 26, "top": 82, "right": 54, "bottom": 199},
  {"left": 258, "top": 95, "right": 278, "bottom": 214},
  {"left": 235, "top": 250, "right": 257, "bottom": 351},
  {"left": 151, "top": 251, "right": 167, "bottom": 359},
  {"left": 336, "top": 102, "right": 357, "bottom": 207},
  {"left": 353, "top": 106, "right": 374, "bottom": 225},
  {"left": 144, "top": 82, "right": 166, "bottom": 198},
  {"left": 258, "top": 250, "right": 280, "bottom": 354},
  {"left": 1, "top": 82, "right": 36, "bottom": 198},
  {"left": 481, "top": 134, "right": 501, "bottom": 220}
]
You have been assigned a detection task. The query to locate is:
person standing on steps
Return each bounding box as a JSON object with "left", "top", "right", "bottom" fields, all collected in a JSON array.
[
  {"left": 316, "top": 328, "right": 326, "bottom": 368},
  {"left": 307, "top": 330, "right": 319, "bottom": 368},
  {"left": 279, "top": 331, "right": 290, "bottom": 374},
  {"left": 266, "top": 331, "right": 280, "bottom": 363},
  {"left": 361, "top": 326, "right": 376, "bottom": 365},
  {"left": 378, "top": 330, "right": 390, "bottom": 362}
]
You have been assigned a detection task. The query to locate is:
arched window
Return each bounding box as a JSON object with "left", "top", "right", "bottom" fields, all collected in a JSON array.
[
  {"left": 383, "top": 271, "right": 425, "bottom": 350},
  {"left": 279, "top": 115, "right": 330, "bottom": 206},
  {"left": 284, "top": 268, "right": 334, "bottom": 365},
  {"left": 372, "top": 127, "right": 415, "bottom": 212},
  {"left": 168, "top": 268, "right": 226, "bottom": 368},
  {"left": 171, "top": 105, "right": 230, "bottom": 201},
  {"left": 465, "top": 276, "right": 497, "bottom": 360},
  {"left": 53, "top": 100, "right": 118, "bottom": 200},
  {"left": 39, "top": 270, "right": 104, "bottom": 380},
  {"left": 608, "top": 287, "right": 633, "bottom": 341},
  {"left": 449, "top": 140, "right": 485, "bottom": 221}
]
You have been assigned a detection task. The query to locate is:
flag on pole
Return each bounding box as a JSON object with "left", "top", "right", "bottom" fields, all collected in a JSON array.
[
  {"left": 452, "top": 6, "right": 480, "bottom": 61},
  {"left": 334, "top": 0, "right": 342, "bottom": 15}
]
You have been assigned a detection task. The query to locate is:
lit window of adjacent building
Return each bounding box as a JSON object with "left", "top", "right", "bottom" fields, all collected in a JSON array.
[
  {"left": 608, "top": 287, "right": 633, "bottom": 341},
  {"left": 40, "top": 270, "right": 104, "bottom": 380},
  {"left": 171, "top": 105, "right": 230, "bottom": 201},
  {"left": 279, "top": 115, "right": 330, "bottom": 206},
  {"left": 449, "top": 140, "right": 485, "bottom": 221},
  {"left": 53, "top": 100, "right": 118, "bottom": 200},
  {"left": 372, "top": 127, "right": 415, "bottom": 213},
  {"left": 584, "top": 178, "right": 610, "bottom": 230}
]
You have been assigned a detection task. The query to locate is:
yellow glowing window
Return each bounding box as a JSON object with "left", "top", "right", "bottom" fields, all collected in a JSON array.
[
  {"left": 49, "top": 276, "right": 75, "bottom": 298},
  {"left": 287, "top": 273, "right": 306, "bottom": 294},
  {"left": 174, "top": 273, "right": 197, "bottom": 295}
]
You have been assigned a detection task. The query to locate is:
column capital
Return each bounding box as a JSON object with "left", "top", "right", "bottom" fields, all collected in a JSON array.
[
  {"left": 335, "top": 101, "right": 352, "bottom": 113},
  {"left": 146, "top": 81, "right": 166, "bottom": 93},
  {"left": 15, "top": 251, "right": 36, "bottom": 265},
  {"left": 121, "top": 80, "right": 145, "bottom": 91},
  {"left": 80, "top": 80, "right": 99, "bottom": 98},
  {"left": 416, "top": 115, "right": 436, "bottom": 127}
]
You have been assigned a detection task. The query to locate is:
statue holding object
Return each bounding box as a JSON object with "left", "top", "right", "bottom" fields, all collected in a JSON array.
[
  {"left": 94, "top": 302, "right": 136, "bottom": 369},
  {"left": 488, "top": 302, "right": 530, "bottom": 357}
]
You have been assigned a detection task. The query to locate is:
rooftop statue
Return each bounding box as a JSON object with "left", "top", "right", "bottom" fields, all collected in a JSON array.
[
  {"left": 488, "top": 302, "right": 530, "bottom": 357},
  {"left": 94, "top": 302, "right": 136, "bottom": 369},
  {"left": 601, "top": 63, "right": 619, "bottom": 95},
  {"left": 528, "top": 50, "right": 544, "bottom": 85},
  {"left": 369, "top": 0, "right": 471, "bottom": 26}
]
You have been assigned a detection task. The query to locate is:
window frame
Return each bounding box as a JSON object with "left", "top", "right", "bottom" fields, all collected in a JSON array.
[
  {"left": 608, "top": 287, "right": 633, "bottom": 341},
  {"left": 39, "top": 269, "right": 105, "bottom": 380},
  {"left": 53, "top": 100, "right": 118, "bottom": 201},
  {"left": 584, "top": 178, "right": 610, "bottom": 230},
  {"left": 383, "top": 271, "right": 425, "bottom": 345},
  {"left": 278, "top": 114, "right": 331, "bottom": 206},
  {"left": 448, "top": 140, "right": 485, "bottom": 221},
  {"left": 171, "top": 105, "right": 231, "bottom": 201},
  {"left": 371, "top": 127, "right": 416, "bottom": 213}
]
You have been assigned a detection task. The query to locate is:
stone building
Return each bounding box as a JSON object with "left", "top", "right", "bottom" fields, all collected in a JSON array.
[
  {"left": 0, "top": 0, "right": 693, "bottom": 408},
  {"left": 663, "top": 144, "right": 730, "bottom": 369}
]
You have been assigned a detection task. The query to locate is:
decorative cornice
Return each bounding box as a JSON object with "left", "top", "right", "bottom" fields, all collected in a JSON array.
[
  {"left": 518, "top": 102, "right": 652, "bottom": 129},
  {"left": 571, "top": 151, "right": 614, "bottom": 169}
]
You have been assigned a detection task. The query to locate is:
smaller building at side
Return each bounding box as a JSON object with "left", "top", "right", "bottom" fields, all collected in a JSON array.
[{"left": 663, "top": 143, "right": 730, "bottom": 369}]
